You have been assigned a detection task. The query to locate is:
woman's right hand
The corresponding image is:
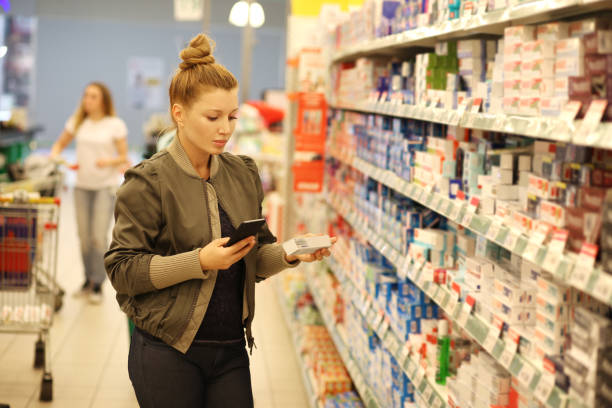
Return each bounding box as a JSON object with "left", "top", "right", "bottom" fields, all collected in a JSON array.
[{"left": 199, "top": 236, "right": 256, "bottom": 271}]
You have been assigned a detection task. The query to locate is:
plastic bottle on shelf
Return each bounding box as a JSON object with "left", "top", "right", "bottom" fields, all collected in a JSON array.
[{"left": 436, "top": 319, "right": 450, "bottom": 385}]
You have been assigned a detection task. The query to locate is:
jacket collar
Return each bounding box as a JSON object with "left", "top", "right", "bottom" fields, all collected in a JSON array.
[{"left": 167, "top": 134, "right": 220, "bottom": 180}]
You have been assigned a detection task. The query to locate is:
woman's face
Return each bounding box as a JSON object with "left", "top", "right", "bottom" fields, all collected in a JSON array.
[
  {"left": 174, "top": 87, "right": 239, "bottom": 156},
  {"left": 82, "top": 85, "right": 104, "bottom": 115}
]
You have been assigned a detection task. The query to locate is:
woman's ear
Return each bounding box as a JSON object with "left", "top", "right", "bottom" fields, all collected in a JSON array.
[{"left": 172, "top": 103, "right": 184, "bottom": 128}]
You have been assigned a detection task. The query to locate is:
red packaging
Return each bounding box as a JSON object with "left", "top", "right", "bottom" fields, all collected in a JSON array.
[
  {"left": 591, "top": 168, "right": 612, "bottom": 187},
  {"left": 568, "top": 76, "right": 592, "bottom": 98},
  {"left": 583, "top": 33, "right": 599, "bottom": 55},
  {"left": 585, "top": 55, "right": 612, "bottom": 76},
  {"left": 580, "top": 186, "right": 606, "bottom": 211}
]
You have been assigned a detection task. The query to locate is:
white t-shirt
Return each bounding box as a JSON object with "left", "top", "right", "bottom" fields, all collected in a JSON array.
[{"left": 65, "top": 116, "right": 128, "bottom": 190}]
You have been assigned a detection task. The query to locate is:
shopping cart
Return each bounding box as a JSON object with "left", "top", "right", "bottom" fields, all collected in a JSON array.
[
  {"left": 0, "top": 193, "right": 61, "bottom": 402},
  {"left": 0, "top": 156, "right": 66, "bottom": 312}
]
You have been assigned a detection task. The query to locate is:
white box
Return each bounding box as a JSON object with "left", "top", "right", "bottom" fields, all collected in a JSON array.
[
  {"left": 282, "top": 235, "right": 332, "bottom": 256},
  {"left": 491, "top": 166, "right": 514, "bottom": 184}
]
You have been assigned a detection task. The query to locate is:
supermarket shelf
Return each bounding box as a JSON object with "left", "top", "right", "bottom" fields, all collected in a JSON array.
[
  {"left": 304, "top": 266, "right": 384, "bottom": 408},
  {"left": 330, "top": 102, "right": 612, "bottom": 149},
  {"left": 328, "top": 154, "right": 612, "bottom": 308},
  {"left": 313, "top": 259, "right": 450, "bottom": 408},
  {"left": 332, "top": 0, "right": 612, "bottom": 63},
  {"left": 274, "top": 281, "right": 322, "bottom": 408},
  {"left": 325, "top": 197, "right": 572, "bottom": 408}
]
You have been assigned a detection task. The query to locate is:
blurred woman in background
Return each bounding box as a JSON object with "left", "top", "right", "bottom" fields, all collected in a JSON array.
[{"left": 51, "top": 82, "right": 128, "bottom": 304}]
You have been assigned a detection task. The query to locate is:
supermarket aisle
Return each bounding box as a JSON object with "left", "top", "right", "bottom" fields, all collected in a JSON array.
[{"left": 0, "top": 183, "right": 309, "bottom": 408}]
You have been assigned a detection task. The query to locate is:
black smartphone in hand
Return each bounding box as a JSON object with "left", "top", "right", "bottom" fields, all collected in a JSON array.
[{"left": 225, "top": 218, "right": 266, "bottom": 247}]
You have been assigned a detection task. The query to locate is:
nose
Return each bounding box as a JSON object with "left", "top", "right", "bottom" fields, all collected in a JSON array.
[{"left": 218, "top": 118, "right": 231, "bottom": 135}]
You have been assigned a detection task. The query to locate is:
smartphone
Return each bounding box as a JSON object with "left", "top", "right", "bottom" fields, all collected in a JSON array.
[{"left": 225, "top": 218, "right": 266, "bottom": 247}]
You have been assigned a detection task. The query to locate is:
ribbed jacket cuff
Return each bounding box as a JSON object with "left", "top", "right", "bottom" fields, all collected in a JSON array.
[
  {"left": 256, "top": 243, "right": 300, "bottom": 279},
  {"left": 149, "top": 249, "right": 205, "bottom": 289}
]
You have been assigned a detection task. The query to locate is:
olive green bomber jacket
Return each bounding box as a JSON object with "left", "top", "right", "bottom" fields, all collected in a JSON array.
[{"left": 104, "top": 137, "right": 298, "bottom": 353}]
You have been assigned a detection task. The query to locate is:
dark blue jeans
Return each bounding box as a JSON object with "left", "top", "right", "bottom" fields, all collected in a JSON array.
[{"left": 128, "top": 328, "right": 254, "bottom": 408}]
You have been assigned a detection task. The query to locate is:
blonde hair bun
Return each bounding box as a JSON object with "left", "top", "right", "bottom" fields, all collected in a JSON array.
[{"left": 179, "top": 34, "right": 216, "bottom": 70}]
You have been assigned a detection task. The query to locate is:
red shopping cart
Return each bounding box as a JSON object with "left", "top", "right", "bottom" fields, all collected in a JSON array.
[{"left": 0, "top": 194, "right": 60, "bottom": 401}]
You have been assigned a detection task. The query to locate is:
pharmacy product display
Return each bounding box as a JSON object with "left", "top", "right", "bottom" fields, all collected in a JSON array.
[
  {"left": 330, "top": 15, "right": 612, "bottom": 147},
  {"left": 280, "top": 2, "right": 612, "bottom": 407},
  {"left": 276, "top": 270, "right": 370, "bottom": 408}
]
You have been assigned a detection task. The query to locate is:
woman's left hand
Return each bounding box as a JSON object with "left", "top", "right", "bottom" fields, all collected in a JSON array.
[{"left": 284, "top": 234, "right": 337, "bottom": 263}]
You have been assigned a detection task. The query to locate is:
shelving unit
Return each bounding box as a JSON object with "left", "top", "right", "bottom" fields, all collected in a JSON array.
[
  {"left": 325, "top": 197, "right": 570, "bottom": 408},
  {"left": 332, "top": 0, "right": 612, "bottom": 63},
  {"left": 313, "top": 258, "right": 450, "bottom": 408},
  {"left": 327, "top": 153, "right": 612, "bottom": 308},
  {"left": 304, "top": 265, "right": 384, "bottom": 408},
  {"left": 330, "top": 103, "right": 612, "bottom": 149},
  {"left": 274, "top": 281, "right": 321, "bottom": 408}
]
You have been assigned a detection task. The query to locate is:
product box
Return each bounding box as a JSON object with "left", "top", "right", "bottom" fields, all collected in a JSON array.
[
  {"left": 537, "top": 22, "right": 569, "bottom": 41},
  {"left": 535, "top": 294, "right": 569, "bottom": 321},
  {"left": 503, "top": 61, "right": 522, "bottom": 80},
  {"left": 521, "top": 59, "right": 555, "bottom": 78},
  {"left": 504, "top": 79, "right": 522, "bottom": 97},
  {"left": 519, "top": 97, "right": 541, "bottom": 116},
  {"left": 521, "top": 78, "right": 554, "bottom": 97},
  {"left": 568, "top": 17, "right": 612, "bottom": 38},
  {"left": 555, "top": 56, "right": 585, "bottom": 77},
  {"left": 521, "top": 40, "right": 556, "bottom": 60},
  {"left": 585, "top": 54, "right": 612, "bottom": 76},
  {"left": 541, "top": 97, "right": 569, "bottom": 116},
  {"left": 504, "top": 25, "right": 536, "bottom": 43}
]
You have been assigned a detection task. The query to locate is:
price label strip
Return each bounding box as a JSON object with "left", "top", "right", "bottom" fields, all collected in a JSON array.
[{"left": 499, "top": 340, "right": 517, "bottom": 370}]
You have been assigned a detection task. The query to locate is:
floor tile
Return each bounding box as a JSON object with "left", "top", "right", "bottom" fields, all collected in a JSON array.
[{"left": 0, "top": 396, "right": 31, "bottom": 408}]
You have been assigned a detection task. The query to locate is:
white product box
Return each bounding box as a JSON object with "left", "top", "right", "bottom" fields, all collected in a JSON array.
[
  {"left": 555, "top": 38, "right": 585, "bottom": 58},
  {"left": 504, "top": 42, "right": 523, "bottom": 62},
  {"left": 282, "top": 235, "right": 332, "bottom": 256},
  {"left": 521, "top": 40, "right": 556, "bottom": 60},
  {"left": 493, "top": 184, "right": 520, "bottom": 201},
  {"left": 492, "top": 297, "right": 534, "bottom": 325},
  {"left": 535, "top": 311, "right": 568, "bottom": 339},
  {"left": 503, "top": 97, "right": 521, "bottom": 115},
  {"left": 414, "top": 229, "right": 445, "bottom": 250},
  {"left": 535, "top": 294, "right": 570, "bottom": 321},
  {"left": 480, "top": 196, "right": 496, "bottom": 215},
  {"left": 504, "top": 25, "right": 536, "bottom": 43},
  {"left": 503, "top": 61, "right": 522, "bottom": 79},
  {"left": 491, "top": 166, "right": 514, "bottom": 184},
  {"left": 541, "top": 96, "right": 568, "bottom": 117},
  {"left": 521, "top": 78, "right": 554, "bottom": 98},
  {"left": 536, "top": 22, "right": 569, "bottom": 41},
  {"left": 494, "top": 278, "right": 535, "bottom": 305},
  {"left": 536, "top": 277, "right": 571, "bottom": 303},
  {"left": 555, "top": 56, "right": 585, "bottom": 77},
  {"left": 519, "top": 97, "right": 541, "bottom": 116},
  {"left": 518, "top": 171, "right": 530, "bottom": 187},
  {"left": 504, "top": 79, "right": 522, "bottom": 97},
  {"left": 540, "top": 200, "right": 566, "bottom": 227},
  {"left": 518, "top": 155, "right": 532, "bottom": 172},
  {"left": 457, "top": 233, "right": 476, "bottom": 257},
  {"left": 521, "top": 59, "right": 555, "bottom": 79},
  {"left": 500, "top": 154, "right": 514, "bottom": 170}
]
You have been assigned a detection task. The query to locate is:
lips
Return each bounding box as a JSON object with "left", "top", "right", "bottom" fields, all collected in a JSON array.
[{"left": 213, "top": 140, "right": 228, "bottom": 147}]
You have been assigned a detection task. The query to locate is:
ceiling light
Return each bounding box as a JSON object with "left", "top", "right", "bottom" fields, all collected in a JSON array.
[{"left": 228, "top": 1, "right": 265, "bottom": 28}]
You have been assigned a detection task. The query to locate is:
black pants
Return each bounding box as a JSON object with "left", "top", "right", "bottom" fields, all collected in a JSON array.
[{"left": 128, "top": 328, "right": 254, "bottom": 408}]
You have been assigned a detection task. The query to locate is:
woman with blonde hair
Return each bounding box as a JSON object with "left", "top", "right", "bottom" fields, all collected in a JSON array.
[
  {"left": 52, "top": 82, "right": 128, "bottom": 304},
  {"left": 105, "top": 34, "right": 334, "bottom": 407}
]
